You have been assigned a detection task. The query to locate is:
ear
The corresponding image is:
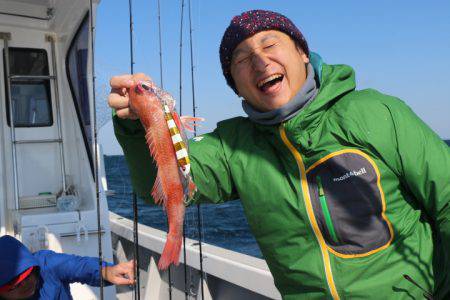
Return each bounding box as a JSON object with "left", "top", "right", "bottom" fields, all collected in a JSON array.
[
  {"left": 301, "top": 53, "right": 310, "bottom": 64},
  {"left": 296, "top": 45, "right": 310, "bottom": 64}
]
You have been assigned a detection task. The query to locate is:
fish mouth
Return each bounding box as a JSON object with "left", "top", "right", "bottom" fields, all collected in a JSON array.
[{"left": 256, "top": 73, "right": 284, "bottom": 92}]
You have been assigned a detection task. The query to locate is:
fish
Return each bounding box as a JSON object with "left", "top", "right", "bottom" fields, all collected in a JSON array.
[{"left": 129, "top": 80, "right": 201, "bottom": 270}]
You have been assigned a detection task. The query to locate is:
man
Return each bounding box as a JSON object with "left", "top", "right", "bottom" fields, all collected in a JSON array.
[
  {"left": 109, "top": 10, "right": 450, "bottom": 299},
  {"left": 0, "top": 235, "right": 134, "bottom": 300}
]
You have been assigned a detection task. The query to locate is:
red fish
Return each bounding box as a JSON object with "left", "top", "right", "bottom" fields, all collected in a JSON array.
[{"left": 129, "top": 80, "right": 200, "bottom": 270}]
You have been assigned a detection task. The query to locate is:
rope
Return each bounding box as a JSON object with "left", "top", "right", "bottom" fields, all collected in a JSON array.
[
  {"left": 88, "top": 0, "right": 104, "bottom": 298},
  {"left": 187, "top": 0, "right": 205, "bottom": 298}
]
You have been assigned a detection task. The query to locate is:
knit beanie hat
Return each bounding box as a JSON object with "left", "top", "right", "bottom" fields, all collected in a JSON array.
[{"left": 219, "top": 9, "right": 309, "bottom": 94}]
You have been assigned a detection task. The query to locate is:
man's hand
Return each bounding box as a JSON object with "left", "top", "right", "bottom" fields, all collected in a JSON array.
[
  {"left": 102, "top": 260, "right": 136, "bottom": 285},
  {"left": 108, "top": 73, "right": 151, "bottom": 119}
]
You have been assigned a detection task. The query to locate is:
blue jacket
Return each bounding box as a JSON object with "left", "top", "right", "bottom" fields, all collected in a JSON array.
[{"left": 0, "top": 235, "right": 106, "bottom": 300}]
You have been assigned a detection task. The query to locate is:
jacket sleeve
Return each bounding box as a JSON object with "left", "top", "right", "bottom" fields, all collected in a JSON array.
[
  {"left": 387, "top": 101, "right": 450, "bottom": 291},
  {"left": 113, "top": 115, "right": 157, "bottom": 203},
  {"left": 187, "top": 128, "right": 239, "bottom": 204},
  {"left": 113, "top": 116, "right": 238, "bottom": 205},
  {"left": 39, "top": 250, "right": 113, "bottom": 286}
]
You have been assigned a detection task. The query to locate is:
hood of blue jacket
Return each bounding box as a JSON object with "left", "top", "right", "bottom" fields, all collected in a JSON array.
[{"left": 0, "top": 235, "right": 39, "bottom": 286}]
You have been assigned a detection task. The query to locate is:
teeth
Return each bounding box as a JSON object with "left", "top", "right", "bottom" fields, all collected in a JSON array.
[{"left": 257, "top": 74, "right": 283, "bottom": 88}]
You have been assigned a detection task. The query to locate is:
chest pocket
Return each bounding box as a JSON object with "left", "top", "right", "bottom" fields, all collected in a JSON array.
[{"left": 306, "top": 150, "right": 394, "bottom": 257}]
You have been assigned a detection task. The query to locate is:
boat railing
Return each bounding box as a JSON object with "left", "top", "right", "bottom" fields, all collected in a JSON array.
[{"left": 109, "top": 212, "right": 281, "bottom": 300}]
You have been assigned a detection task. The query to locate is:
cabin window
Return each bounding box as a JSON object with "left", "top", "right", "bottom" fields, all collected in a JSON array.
[
  {"left": 66, "top": 13, "right": 93, "bottom": 173},
  {"left": 3, "top": 48, "right": 53, "bottom": 127}
]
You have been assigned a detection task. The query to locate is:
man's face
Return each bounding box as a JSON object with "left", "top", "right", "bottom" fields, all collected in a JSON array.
[
  {"left": 0, "top": 272, "right": 38, "bottom": 300},
  {"left": 230, "top": 30, "right": 310, "bottom": 112}
]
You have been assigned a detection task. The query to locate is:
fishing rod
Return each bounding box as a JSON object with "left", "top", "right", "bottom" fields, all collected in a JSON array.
[
  {"left": 179, "top": 0, "right": 185, "bottom": 116},
  {"left": 178, "top": 0, "right": 190, "bottom": 298},
  {"left": 157, "top": 1, "right": 174, "bottom": 298},
  {"left": 88, "top": 0, "right": 104, "bottom": 298},
  {"left": 128, "top": 0, "right": 140, "bottom": 298},
  {"left": 187, "top": 0, "right": 205, "bottom": 298},
  {"left": 128, "top": 0, "right": 135, "bottom": 74},
  {"left": 157, "top": 0, "right": 164, "bottom": 89}
]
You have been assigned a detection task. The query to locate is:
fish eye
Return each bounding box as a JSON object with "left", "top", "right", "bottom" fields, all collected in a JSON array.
[{"left": 140, "top": 82, "right": 151, "bottom": 91}]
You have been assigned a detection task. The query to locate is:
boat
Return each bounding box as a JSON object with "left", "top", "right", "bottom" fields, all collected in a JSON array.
[{"left": 0, "top": 0, "right": 280, "bottom": 299}]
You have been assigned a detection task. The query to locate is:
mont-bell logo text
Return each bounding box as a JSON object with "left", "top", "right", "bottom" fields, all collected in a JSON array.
[{"left": 333, "top": 167, "right": 367, "bottom": 182}]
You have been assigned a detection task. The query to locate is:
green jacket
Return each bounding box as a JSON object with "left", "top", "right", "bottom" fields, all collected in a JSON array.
[{"left": 113, "top": 58, "right": 450, "bottom": 299}]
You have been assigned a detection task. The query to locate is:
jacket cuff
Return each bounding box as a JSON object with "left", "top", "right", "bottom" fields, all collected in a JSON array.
[{"left": 113, "top": 114, "right": 145, "bottom": 137}]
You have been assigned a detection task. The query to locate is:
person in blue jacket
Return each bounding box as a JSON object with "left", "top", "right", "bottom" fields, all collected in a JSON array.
[{"left": 0, "top": 235, "right": 134, "bottom": 300}]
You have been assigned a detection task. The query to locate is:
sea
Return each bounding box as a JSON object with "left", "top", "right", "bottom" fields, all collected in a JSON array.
[
  {"left": 104, "top": 155, "right": 262, "bottom": 258},
  {"left": 105, "top": 140, "right": 450, "bottom": 259}
]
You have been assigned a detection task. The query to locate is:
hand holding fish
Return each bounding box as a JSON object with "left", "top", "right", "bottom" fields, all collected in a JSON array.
[{"left": 109, "top": 73, "right": 151, "bottom": 120}]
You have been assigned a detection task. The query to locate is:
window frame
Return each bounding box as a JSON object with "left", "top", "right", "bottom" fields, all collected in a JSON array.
[{"left": 3, "top": 47, "right": 54, "bottom": 127}]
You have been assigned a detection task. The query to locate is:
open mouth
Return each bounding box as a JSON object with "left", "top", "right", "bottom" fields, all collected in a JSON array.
[{"left": 257, "top": 74, "right": 284, "bottom": 92}]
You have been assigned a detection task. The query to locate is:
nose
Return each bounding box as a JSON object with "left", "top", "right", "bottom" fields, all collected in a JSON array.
[{"left": 251, "top": 51, "right": 270, "bottom": 71}]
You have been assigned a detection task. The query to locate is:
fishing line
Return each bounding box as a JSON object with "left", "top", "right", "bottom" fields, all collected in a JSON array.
[
  {"left": 128, "top": 0, "right": 140, "bottom": 298},
  {"left": 188, "top": 0, "right": 205, "bottom": 298},
  {"left": 178, "top": 0, "right": 190, "bottom": 298},
  {"left": 157, "top": 1, "right": 173, "bottom": 298},
  {"left": 88, "top": 0, "right": 104, "bottom": 298}
]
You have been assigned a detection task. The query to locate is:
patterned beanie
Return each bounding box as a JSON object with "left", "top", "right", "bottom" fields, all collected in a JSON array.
[{"left": 220, "top": 9, "right": 309, "bottom": 94}]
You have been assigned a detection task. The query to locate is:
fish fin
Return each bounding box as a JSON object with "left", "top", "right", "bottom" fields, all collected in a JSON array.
[
  {"left": 145, "top": 130, "right": 158, "bottom": 161},
  {"left": 151, "top": 174, "right": 167, "bottom": 205},
  {"left": 180, "top": 116, "right": 204, "bottom": 132},
  {"left": 158, "top": 234, "right": 182, "bottom": 270}
]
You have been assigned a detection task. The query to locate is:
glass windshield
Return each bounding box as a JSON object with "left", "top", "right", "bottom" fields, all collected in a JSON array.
[{"left": 66, "top": 13, "right": 93, "bottom": 174}]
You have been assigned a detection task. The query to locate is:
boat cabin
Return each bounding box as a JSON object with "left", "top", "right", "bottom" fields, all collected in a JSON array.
[{"left": 0, "top": 0, "right": 114, "bottom": 298}]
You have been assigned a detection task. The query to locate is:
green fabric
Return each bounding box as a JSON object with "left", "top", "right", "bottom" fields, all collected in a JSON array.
[{"left": 113, "top": 59, "right": 450, "bottom": 299}]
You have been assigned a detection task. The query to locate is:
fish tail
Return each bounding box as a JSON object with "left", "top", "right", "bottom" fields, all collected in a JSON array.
[
  {"left": 158, "top": 233, "right": 182, "bottom": 270},
  {"left": 180, "top": 116, "right": 204, "bottom": 132}
]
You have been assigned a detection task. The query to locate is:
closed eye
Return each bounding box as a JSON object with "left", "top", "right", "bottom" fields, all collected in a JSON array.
[
  {"left": 264, "top": 43, "right": 277, "bottom": 49},
  {"left": 233, "top": 55, "right": 250, "bottom": 65}
]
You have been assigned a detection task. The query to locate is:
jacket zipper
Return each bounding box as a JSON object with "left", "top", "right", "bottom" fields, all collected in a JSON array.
[
  {"left": 279, "top": 125, "right": 340, "bottom": 300},
  {"left": 317, "top": 176, "right": 340, "bottom": 244}
]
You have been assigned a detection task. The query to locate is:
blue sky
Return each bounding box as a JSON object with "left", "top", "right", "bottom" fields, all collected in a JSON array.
[{"left": 96, "top": 0, "right": 450, "bottom": 154}]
